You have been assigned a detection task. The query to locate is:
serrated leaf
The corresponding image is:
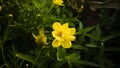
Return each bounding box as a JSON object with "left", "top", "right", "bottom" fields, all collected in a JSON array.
[{"left": 16, "top": 52, "right": 35, "bottom": 64}]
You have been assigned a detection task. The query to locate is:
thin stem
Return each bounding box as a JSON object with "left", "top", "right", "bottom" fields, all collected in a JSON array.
[
  {"left": 68, "top": 61, "right": 73, "bottom": 68},
  {"left": 99, "top": 42, "right": 105, "bottom": 68},
  {"left": 0, "top": 17, "right": 12, "bottom": 68},
  {"left": 31, "top": 49, "right": 41, "bottom": 68},
  {"left": 12, "top": 45, "right": 18, "bottom": 68},
  {"left": 45, "top": 4, "right": 54, "bottom": 15},
  {"left": 56, "top": 6, "right": 60, "bottom": 16},
  {"left": 0, "top": 40, "right": 7, "bottom": 67},
  {"left": 18, "top": 59, "right": 24, "bottom": 68}
]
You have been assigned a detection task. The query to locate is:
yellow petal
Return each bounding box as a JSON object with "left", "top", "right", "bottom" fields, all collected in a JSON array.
[
  {"left": 68, "top": 36, "right": 76, "bottom": 41},
  {"left": 52, "top": 39, "right": 61, "bottom": 47},
  {"left": 39, "top": 28, "right": 44, "bottom": 37},
  {"left": 52, "top": 31, "right": 58, "bottom": 38},
  {"left": 62, "top": 23, "right": 69, "bottom": 30},
  {"left": 61, "top": 41, "right": 71, "bottom": 48},
  {"left": 42, "top": 36, "right": 47, "bottom": 45},
  {"left": 32, "top": 33, "right": 40, "bottom": 44},
  {"left": 53, "top": 22, "right": 61, "bottom": 31},
  {"left": 69, "top": 28, "right": 76, "bottom": 35},
  {"left": 52, "top": 31, "right": 64, "bottom": 41},
  {"left": 52, "top": 0, "right": 64, "bottom": 6}
]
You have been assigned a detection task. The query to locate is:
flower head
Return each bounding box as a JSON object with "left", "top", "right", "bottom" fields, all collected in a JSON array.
[
  {"left": 32, "top": 28, "right": 47, "bottom": 46},
  {"left": 52, "top": 22, "right": 76, "bottom": 48},
  {"left": 79, "top": 5, "right": 84, "bottom": 12},
  {"left": 0, "top": 6, "right": 1, "bottom": 11},
  {"left": 8, "top": 14, "right": 13, "bottom": 17},
  {"left": 52, "top": 0, "right": 64, "bottom": 6}
]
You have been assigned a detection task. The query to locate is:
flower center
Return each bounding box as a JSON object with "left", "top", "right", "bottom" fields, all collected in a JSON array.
[{"left": 58, "top": 31, "right": 63, "bottom": 37}]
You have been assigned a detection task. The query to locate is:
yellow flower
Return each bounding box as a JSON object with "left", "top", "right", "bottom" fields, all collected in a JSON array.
[
  {"left": 52, "top": 22, "right": 76, "bottom": 48},
  {"left": 79, "top": 5, "right": 84, "bottom": 12},
  {"left": 32, "top": 28, "right": 47, "bottom": 46},
  {"left": 52, "top": 0, "right": 64, "bottom": 6},
  {"left": 8, "top": 14, "right": 13, "bottom": 17},
  {"left": 0, "top": 6, "right": 1, "bottom": 11}
]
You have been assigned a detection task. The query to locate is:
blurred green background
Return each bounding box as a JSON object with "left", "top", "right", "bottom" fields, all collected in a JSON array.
[{"left": 0, "top": 0, "right": 120, "bottom": 68}]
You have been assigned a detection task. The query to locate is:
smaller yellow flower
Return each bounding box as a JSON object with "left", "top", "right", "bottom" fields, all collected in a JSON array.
[
  {"left": 52, "top": 0, "right": 64, "bottom": 6},
  {"left": 8, "top": 14, "right": 13, "bottom": 17},
  {"left": 52, "top": 22, "right": 76, "bottom": 48},
  {"left": 0, "top": 6, "right": 1, "bottom": 11},
  {"left": 79, "top": 5, "right": 84, "bottom": 12},
  {"left": 32, "top": 28, "right": 47, "bottom": 46}
]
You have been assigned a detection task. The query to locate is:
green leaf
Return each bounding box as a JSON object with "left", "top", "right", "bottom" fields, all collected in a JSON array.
[
  {"left": 86, "top": 43, "right": 98, "bottom": 47},
  {"left": 32, "top": 0, "right": 41, "bottom": 9},
  {"left": 101, "top": 35, "right": 115, "bottom": 42},
  {"left": 65, "top": 53, "right": 80, "bottom": 62},
  {"left": 16, "top": 52, "right": 35, "bottom": 64},
  {"left": 76, "top": 31, "right": 83, "bottom": 35},
  {"left": 105, "top": 47, "right": 120, "bottom": 51},
  {"left": 73, "top": 60, "right": 98, "bottom": 67},
  {"left": 79, "top": 21, "right": 83, "bottom": 29},
  {"left": 0, "top": 64, "right": 5, "bottom": 68},
  {"left": 68, "top": 61, "right": 73, "bottom": 68},
  {"left": 96, "top": 24, "right": 101, "bottom": 40},
  {"left": 72, "top": 45, "right": 88, "bottom": 50},
  {"left": 80, "top": 60, "right": 99, "bottom": 67},
  {"left": 55, "top": 61, "right": 66, "bottom": 68},
  {"left": 84, "top": 33, "right": 99, "bottom": 41},
  {"left": 57, "top": 46, "right": 66, "bottom": 61},
  {"left": 81, "top": 60, "right": 98, "bottom": 67},
  {"left": 83, "top": 26, "right": 95, "bottom": 33}
]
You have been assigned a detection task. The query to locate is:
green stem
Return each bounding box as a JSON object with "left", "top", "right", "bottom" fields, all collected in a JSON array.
[
  {"left": 99, "top": 42, "right": 105, "bottom": 68},
  {"left": 38, "top": 56, "right": 50, "bottom": 68},
  {"left": 0, "top": 19, "right": 12, "bottom": 68},
  {"left": 0, "top": 40, "right": 7, "bottom": 67},
  {"left": 56, "top": 6, "right": 60, "bottom": 16},
  {"left": 68, "top": 61, "right": 73, "bottom": 68},
  {"left": 45, "top": 4, "right": 54, "bottom": 15},
  {"left": 19, "top": 59, "right": 24, "bottom": 68},
  {"left": 12, "top": 45, "right": 17, "bottom": 68},
  {"left": 31, "top": 49, "right": 41, "bottom": 68}
]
